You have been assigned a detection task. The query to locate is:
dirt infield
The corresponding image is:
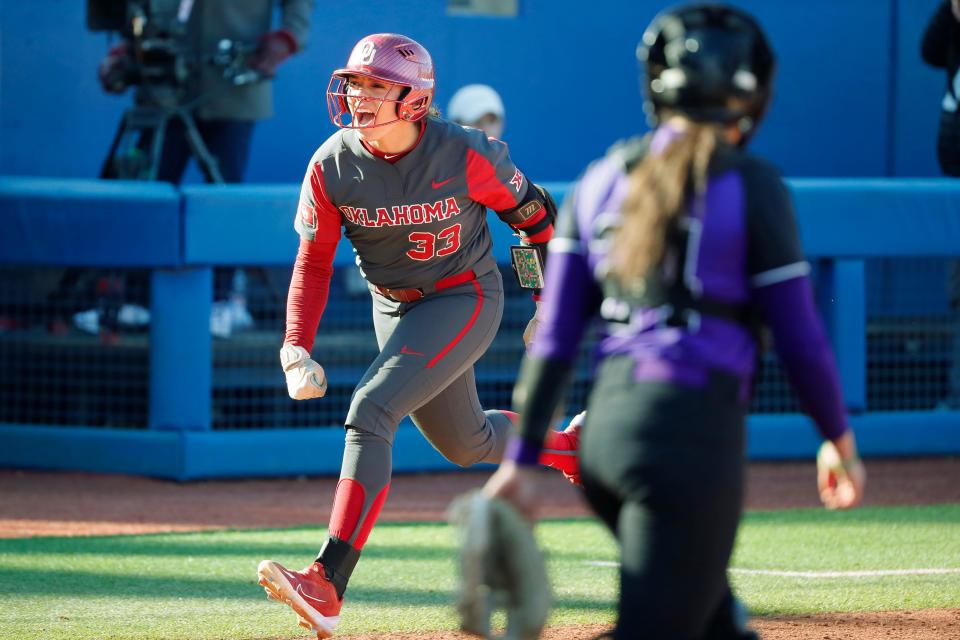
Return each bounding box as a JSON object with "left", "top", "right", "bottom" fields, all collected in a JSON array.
[
  {"left": 1, "top": 456, "right": 958, "bottom": 639},
  {"left": 332, "top": 611, "right": 960, "bottom": 640}
]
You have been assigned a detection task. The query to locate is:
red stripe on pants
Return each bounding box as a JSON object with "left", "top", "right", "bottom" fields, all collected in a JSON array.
[
  {"left": 329, "top": 478, "right": 365, "bottom": 544},
  {"left": 353, "top": 483, "right": 390, "bottom": 549},
  {"left": 427, "top": 279, "right": 484, "bottom": 369},
  {"left": 329, "top": 478, "right": 392, "bottom": 550}
]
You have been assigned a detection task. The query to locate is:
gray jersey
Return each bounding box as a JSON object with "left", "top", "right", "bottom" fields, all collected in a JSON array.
[{"left": 294, "top": 118, "right": 528, "bottom": 289}]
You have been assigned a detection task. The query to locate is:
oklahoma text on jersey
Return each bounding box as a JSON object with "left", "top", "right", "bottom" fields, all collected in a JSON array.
[{"left": 338, "top": 197, "right": 462, "bottom": 228}]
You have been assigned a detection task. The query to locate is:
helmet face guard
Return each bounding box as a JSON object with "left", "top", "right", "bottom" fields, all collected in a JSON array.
[
  {"left": 638, "top": 3, "right": 776, "bottom": 140},
  {"left": 326, "top": 33, "right": 435, "bottom": 130},
  {"left": 326, "top": 74, "right": 432, "bottom": 129}
]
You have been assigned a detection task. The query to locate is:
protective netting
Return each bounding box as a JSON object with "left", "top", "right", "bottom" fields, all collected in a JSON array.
[
  {"left": 2, "top": 257, "right": 957, "bottom": 430},
  {"left": 0, "top": 266, "right": 151, "bottom": 428}
]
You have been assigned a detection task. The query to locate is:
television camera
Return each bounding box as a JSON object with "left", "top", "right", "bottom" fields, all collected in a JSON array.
[{"left": 87, "top": 0, "right": 262, "bottom": 182}]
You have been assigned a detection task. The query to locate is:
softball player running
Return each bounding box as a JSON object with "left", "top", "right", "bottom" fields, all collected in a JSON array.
[
  {"left": 256, "top": 33, "right": 578, "bottom": 638},
  {"left": 485, "top": 5, "right": 866, "bottom": 639}
]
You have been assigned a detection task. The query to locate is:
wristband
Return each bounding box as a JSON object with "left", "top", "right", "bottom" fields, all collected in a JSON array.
[{"left": 504, "top": 436, "right": 541, "bottom": 466}]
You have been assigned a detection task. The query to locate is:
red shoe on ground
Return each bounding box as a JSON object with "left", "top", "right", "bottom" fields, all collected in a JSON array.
[{"left": 258, "top": 560, "right": 342, "bottom": 639}]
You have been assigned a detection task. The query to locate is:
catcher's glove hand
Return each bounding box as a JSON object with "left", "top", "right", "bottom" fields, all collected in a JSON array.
[
  {"left": 448, "top": 490, "right": 551, "bottom": 640},
  {"left": 279, "top": 344, "right": 327, "bottom": 400}
]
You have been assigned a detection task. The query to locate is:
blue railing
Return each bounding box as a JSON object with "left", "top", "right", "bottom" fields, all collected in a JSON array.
[{"left": 1, "top": 176, "right": 959, "bottom": 479}]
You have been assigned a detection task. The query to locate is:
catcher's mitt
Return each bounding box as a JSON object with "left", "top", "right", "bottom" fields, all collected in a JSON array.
[{"left": 447, "top": 490, "right": 551, "bottom": 640}]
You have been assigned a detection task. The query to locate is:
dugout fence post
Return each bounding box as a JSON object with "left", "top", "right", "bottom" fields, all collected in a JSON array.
[
  {"left": 148, "top": 267, "right": 213, "bottom": 431},
  {"left": 817, "top": 259, "right": 867, "bottom": 413}
]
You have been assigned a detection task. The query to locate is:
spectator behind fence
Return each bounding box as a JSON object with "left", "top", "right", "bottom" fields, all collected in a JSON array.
[
  {"left": 921, "top": 0, "right": 960, "bottom": 409},
  {"left": 446, "top": 83, "right": 505, "bottom": 140},
  {"left": 483, "top": 4, "right": 866, "bottom": 639}
]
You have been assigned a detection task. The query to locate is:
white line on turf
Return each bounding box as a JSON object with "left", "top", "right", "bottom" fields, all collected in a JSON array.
[
  {"left": 585, "top": 561, "right": 960, "bottom": 578},
  {"left": 729, "top": 568, "right": 960, "bottom": 578}
]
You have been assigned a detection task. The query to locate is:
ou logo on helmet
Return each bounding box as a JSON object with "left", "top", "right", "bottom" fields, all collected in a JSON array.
[{"left": 359, "top": 41, "right": 376, "bottom": 65}]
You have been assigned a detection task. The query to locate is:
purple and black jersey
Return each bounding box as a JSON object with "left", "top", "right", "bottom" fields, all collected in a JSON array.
[
  {"left": 529, "top": 125, "right": 848, "bottom": 441},
  {"left": 535, "top": 127, "right": 806, "bottom": 386}
]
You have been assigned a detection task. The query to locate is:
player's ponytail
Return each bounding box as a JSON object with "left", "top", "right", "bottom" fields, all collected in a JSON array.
[{"left": 612, "top": 121, "right": 720, "bottom": 283}]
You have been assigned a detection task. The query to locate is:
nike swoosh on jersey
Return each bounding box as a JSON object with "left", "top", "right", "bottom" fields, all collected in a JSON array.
[
  {"left": 400, "top": 345, "right": 425, "bottom": 356},
  {"left": 431, "top": 177, "right": 455, "bottom": 189}
]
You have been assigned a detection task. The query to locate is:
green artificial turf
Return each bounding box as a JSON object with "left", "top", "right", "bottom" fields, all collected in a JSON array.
[{"left": 1, "top": 504, "right": 957, "bottom": 639}]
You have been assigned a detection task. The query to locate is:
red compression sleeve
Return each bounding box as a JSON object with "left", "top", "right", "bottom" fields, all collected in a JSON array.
[{"left": 284, "top": 238, "right": 337, "bottom": 352}]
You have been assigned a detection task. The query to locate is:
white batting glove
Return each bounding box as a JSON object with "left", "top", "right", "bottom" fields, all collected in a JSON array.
[{"left": 279, "top": 344, "right": 328, "bottom": 400}]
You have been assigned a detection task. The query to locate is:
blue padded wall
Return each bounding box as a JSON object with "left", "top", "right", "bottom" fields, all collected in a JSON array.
[
  {"left": 0, "top": 0, "right": 943, "bottom": 182},
  {"left": 0, "top": 177, "right": 180, "bottom": 266}
]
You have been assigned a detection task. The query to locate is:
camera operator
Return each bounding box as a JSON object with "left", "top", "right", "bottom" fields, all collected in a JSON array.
[
  {"left": 83, "top": 0, "right": 316, "bottom": 340},
  {"left": 98, "top": 0, "right": 314, "bottom": 184}
]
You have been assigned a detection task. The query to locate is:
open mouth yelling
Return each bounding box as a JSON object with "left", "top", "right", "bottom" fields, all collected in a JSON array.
[{"left": 354, "top": 110, "right": 376, "bottom": 127}]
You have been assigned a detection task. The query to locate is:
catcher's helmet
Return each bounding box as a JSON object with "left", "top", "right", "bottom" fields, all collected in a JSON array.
[
  {"left": 327, "top": 33, "right": 435, "bottom": 129},
  {"left": 638, "top": 3, "right": 775, "bottom": 137}
]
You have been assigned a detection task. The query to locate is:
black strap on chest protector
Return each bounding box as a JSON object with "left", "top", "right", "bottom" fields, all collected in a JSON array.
[
  {"left": 601, "top": 134, "right": 757, "bottom": 330},
  {"left": 606, "top": 222, "right": 754, "bottom": 329}
]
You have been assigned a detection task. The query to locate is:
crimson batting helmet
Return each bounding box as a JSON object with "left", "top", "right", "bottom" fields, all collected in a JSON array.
[
  {"left": 327, "top": 33, "right": 435, "bottom": 129},
  {"left": 638, "top": 3, "right": 775, "bottom": 141}
]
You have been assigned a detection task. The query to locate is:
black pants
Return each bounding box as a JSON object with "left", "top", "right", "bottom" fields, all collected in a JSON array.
[
  {"left": 581, "top": 356, "right": 754, "bottom": 640},
  {"left": 937, "top": 109, "right": 960, "bottom": 177}
]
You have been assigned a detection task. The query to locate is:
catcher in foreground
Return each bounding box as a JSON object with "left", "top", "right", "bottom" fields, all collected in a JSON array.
[{"left": 482, "top": 4, "right": 866, "bottom": 639}]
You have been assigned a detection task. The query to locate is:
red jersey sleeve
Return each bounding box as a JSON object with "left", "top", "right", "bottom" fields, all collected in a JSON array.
[
  {"left": 464, "top": 135, "right": 555, "bottom": 248},
  {"left": 284, "top": 162, "right": 342, "bottom": 352},
  {"left": 464, "top": 135, "right": 527, "bottom": 212}
]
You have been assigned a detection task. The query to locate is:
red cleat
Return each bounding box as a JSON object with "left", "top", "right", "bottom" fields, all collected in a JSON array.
[
  {"left": 258, "top": 560, "right": 342, "bottom": 638},
  {"left": 540, "top": 411, "right": 584, "bottom": 486}
]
